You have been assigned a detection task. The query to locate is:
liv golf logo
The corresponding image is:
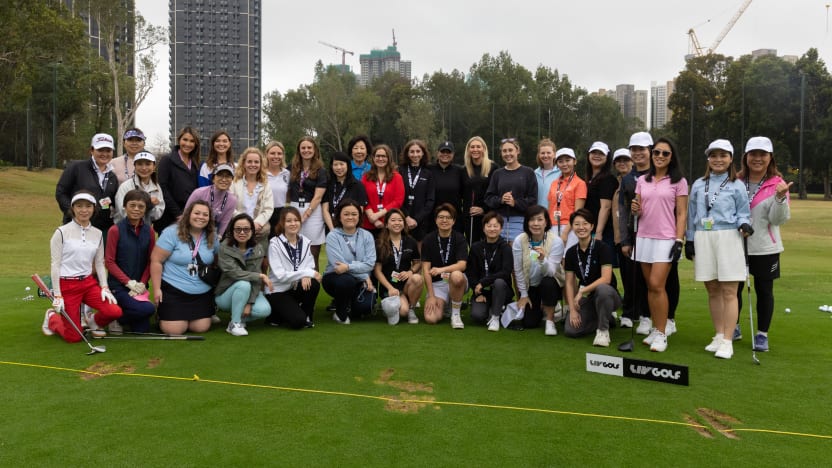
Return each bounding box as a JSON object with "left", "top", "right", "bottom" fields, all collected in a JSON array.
[{"left": 586, "top": 353, "right": 689, "bottom": 386}]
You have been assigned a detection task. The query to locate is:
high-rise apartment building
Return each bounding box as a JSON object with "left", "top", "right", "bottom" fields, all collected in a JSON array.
[
  {"left": 651, "top": 80, "right": 675, "bottom": 129},
  {"left": 634, "top": 90, "right": 648, "bottom": 129},
  {"left": 359, "top": 45, "right": 412, "bottom": 86},
  {"left": 615, "top": 84, "right": 635, "bottom": 120},
  {"left": 169, "top": 0, "right": 261, "bottom": 150}
]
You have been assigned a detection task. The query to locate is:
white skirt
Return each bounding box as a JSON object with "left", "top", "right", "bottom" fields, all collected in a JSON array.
[
  {"left": 634, "top": 237, "right": 675, "bottom": 263},
  {"left": 290, "top": 202, "right": 325, "bottom": 245}
]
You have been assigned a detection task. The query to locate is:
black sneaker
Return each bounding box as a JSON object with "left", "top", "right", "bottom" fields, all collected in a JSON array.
[{"left": 304, "top": 319, "right": 315, "bottom": 328}]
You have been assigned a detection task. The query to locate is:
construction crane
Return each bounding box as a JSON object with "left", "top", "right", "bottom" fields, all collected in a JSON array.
[
  {"left": 688, "top": 0, "right": 753, "bottom": 57},
  {"left": 318, "top": 40, "right": 354, "bottom": 66}
]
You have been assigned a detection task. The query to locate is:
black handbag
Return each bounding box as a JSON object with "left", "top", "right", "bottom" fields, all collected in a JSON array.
[{"left": 190, "top": 238, "right": 220, "bottom": 287}]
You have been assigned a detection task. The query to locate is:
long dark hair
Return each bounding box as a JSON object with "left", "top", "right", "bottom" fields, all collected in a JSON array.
[
  {"left": 206, "top": 130, "right": 234, "bottom": 171},
  {"left": 176, "top": 126, "right": 202, "bottom": 165},
  {"left": 328, "top": 152, "right": 358, "bottom": 188},
  {"left": 586, "top": 146, "right": 612, "bottom": 185},
  {"left": 646, "top": 137, "right": 684, "bottom": 184},
  {"left": 377, "top": 208, "right": 409, "bottom": 261},
  {"left": 177, "top": 200, "right": 215, "bottom": 248},
  {"left": 223, "top": 213, "right": 257, "bottom": 248}
]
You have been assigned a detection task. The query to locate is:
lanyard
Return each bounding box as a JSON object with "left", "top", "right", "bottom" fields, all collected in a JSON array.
[
  {"left": 576, "top": 239, "right": 595, "bottom": 285},
  {"left": 92, "top": 159, "right": 111, "bottom": 191},
  {"left": 189, "top": 233, "right": 203, "bottom": 264},
  {"left": 209, "top": 187, "right": 229, "bottom": 217},
  {"left": 555, "top": 172, "right": 575, "bottom": 209},
  {"left": 745, "top": 176, "right": 767, "bottom": 206},
  {"left": 376, "top": 179, "right": 387, "bottom": 202},
  {"left": 438, "top": 234, "right": 452, "bottom": 266},
  {"left": 392, "top": 238, "right": 402, "bottom": 270},
  {"left": 299, "top": 170, "right": 309, "bottom": 193},
  {"left": 530, "top": 232, "right": 547, "bottom": 249},
  {"left": 705, "top": 176, "right": 730, "bottom": 214},
  {"left": 482, "top": 242, "right": 499, "bottom": 276},
  {"left": 282, "top": 237, "right": 303, "bottom": 271},
  {"left": 342, "top": 234, "right": 357, "bottom": 258},
  {"left": 331, "top": 182, "right": 347, "bottom": 208},
  {"left": 123, "top": 154, "right": 131, "bottom": 180},
  {"left": 407, "top": 166, "right": 421, "bottom": 189}
]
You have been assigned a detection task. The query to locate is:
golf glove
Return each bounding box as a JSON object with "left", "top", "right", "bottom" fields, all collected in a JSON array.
[
  {"left": 126, "top": 280, "right": 146, "bottom": 295},
  {"left": 669, "top": 240, "right": 683, "bottom": 262},
  {"left": 684, "top": 241, "right": 695, "bottom": 260},
  {"left": 101, "top": 287, "right": 117, "bottom": 305},
  {"left": 52, "top": 297, "right": 64, "bottom": 312},
  {"left": 738, "top": 223, "right": 754, "bottom": 236}
]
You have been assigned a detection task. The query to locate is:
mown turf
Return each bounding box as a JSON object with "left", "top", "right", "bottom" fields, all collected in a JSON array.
[{"left": 0, "top": 167, "right": 830, "bottom": 466}]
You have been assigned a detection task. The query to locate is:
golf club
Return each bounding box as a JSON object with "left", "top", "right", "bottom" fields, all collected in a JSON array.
[
  {"left": 743, "top": 238, "right": 761, "bottom": 365},
  {"left": 93, "top": 332, "right": 205, "bottom": 341},
  {"left": 32, "top": 274, "right": 106, "bottom": 355},
  {"left": 618, "top": 215, "right": 638, "bottom": 352}
]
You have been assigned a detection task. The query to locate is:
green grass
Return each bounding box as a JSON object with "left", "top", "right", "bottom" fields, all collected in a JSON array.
[{"left": 0, "top": 167, "right": 830, "bottom": 466}]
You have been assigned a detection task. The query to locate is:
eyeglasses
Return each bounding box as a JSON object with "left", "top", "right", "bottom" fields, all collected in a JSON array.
[
  {"left": 652, "top": 149, "right": 672, "bottom": 157},
  {"left": 436, "top": 215, "right": 453, "bottom": 221},
  {"left": 374, "top": 154, "right": 388, "bottom": 159},
  {"left": 233, "top": 227, "right": 252, "bottom": 234}
]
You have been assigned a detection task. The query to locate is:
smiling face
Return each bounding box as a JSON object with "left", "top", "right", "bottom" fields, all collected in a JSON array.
[
  {"left": 707, "top": 150, "right": 733, "bottom": 173},
  {"left": 351, "top": 141, "right": 367, "bottom": 164},
  {"left": 483, "top": 217, "right": 503, "bottom": 242},
  {"left": 232, "top": 218, "right": 253, "bottom": 245},
  {"left": 332, "top": 160, "right": 349, "bottom": 179},
  {"left": 283, "top": 211, "right": 301, "bottom": 236},
  {"left": 614, "top": 157, "right": 633, "bottom": 176},
  {"left": 571, "top": 215, "right": 594, "bottom": 241},
  {"left": 468, "top": 140, "right": 484, "bottom": 163},
  {"left": 90, "top": 147, "right": 114, "bottom": 168},
  {"left": 437, "top": 149, "right": 453, "bottom": 166},
  {"left": 408, "top": 144, "right": 424, "bottom": 166},
  {"left": 213, "top": 170, "right": 233, "bottom": 190},
  {"left": 588, "top": 150, "right": 608, "bottom": 170},
  {"left": 373, "top": 149, "right": 389, "bottom": 169},
  {"left": 178, "top": 132, "right": 196, "bottom": 155},
  {"left": 501, "top": 143, "right": 518, "bottom": 166},
  {"left": 189, "top": 204, "right": 211, "bottom": 230},
  {"left": 387, "top": 212, "right": 405, "bottom": 234},
  {"left": 651, "top": 142, "right": 672, "bottom": 172},
  {"left": 134, "top": 159, "right": 155, "bottom": 180},
  {"left": 72, "top": 200, "right": 95, "bottom": 225},
  {"left": 745, "top": 150, "right": 771, "bottom": 177},
  {"left": 124, "top": 199, "right": 147, "bottom": 223},
  {"left": 556, "top": 156, "right": 575, "bottom": 175},
  {"left": 435, "top": 210, "right": 455, "bottom": 233},
  {"left": 124, "top": 137, "right": 145, "bottom": 157},
  {"left": 243, "top": 152, "right": 261, "bottom": 177},
  {"left": 629, "top": 145, "right": 650, "bottom": 169},
  {"left": 267, "top": 145, "right": 284, "bottom": 169},
  {"left": 339, "top": 205, "right": 361, "bottom": 232},
  {"left": 213, "top": 134, "right": 231, "bottom": 156},
  {"left": 538, "top": 145, "right": 555, "bottom": 169},
  {"left": 528, "top": 213, "right": 547, "bottom": 237},
  {"left": 299, "top": 140, "right": 315, "bottom": 160}
]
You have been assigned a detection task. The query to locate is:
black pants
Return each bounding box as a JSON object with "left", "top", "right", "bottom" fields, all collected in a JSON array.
[
  {"left": 266, "top": 280, "right": 320, "bottom": 329},
  {"left": 470, "top": 278, "right": 510, "bottom": 324},
  {"left": 322, "top": 273, "right": 375, "bottom": 321},
  {"left": 522, "top": 276, "right": 562, "bottom": 329},
  {"left": 737, "top": 253, "right": 780, "bottom": 333}
]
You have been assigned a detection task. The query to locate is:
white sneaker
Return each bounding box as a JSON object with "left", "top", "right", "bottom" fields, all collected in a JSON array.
[
  {"left": 715, "top": 339, "right": 734, "bottom": 359},
  {"left": 545, "top": 319, "right": 557, "bottom": 336},
  {"left": 665, "top": 319, "right": 677, "bottom": 337},
  {"left": 487, "top": 316, "right": 500, "bottom": 332},
  {"left": 620, "top": 317, "right": 633, "bottom": 328},
  {"left": 211, "top": 314, "right": 222, "bottom": 324},
  {"left": 450, "top": 314, "right": 464, "bottom": 329},
  {"left": 42, "top": 309, "right": 55, "bottom": 336},
  {"left": 414, "top": 301, "right": 421, "bottom": 309},
  {"left": 86, "top": 311, "right": 106, "bottom": 338},
  {"left": 552, "top": 303, "right": 566, "bottom": 322},
  {"left": 226, "top": 322, "right": 248, "bottom": 336},
  {"left": 332, "top": 313, "right": 351, "bottom": 325},
  {"left": 636, "top": 317, "right": 652, "bottom": 335},
  {"left": 592, "top": 329, "right": 610, "bottom": 347},
  {"left": 642, "top": 328, "right": 660, "bottom": 345},
  {"left": 407, "top": 309, "right": 419, "bottom": 324},
  {"left": 650, "top": 332, "right": 668, "bottom": 352},
  {"left": 107, "top": 320, "right": 123, "bottom": 335},
  {"left": 705, "top": 333, "right": 725, "bottom": 352}
]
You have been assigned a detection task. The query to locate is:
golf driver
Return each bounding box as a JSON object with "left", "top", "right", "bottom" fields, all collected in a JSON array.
[
  {"left": 743, "top": 239, "right": 761, "bottom": 365},
  {"left": 618, "top": 215, "right": 638, "bottom": 352},
  {"left": 32, "top": 274, "right": 106, "bottom": 355}
]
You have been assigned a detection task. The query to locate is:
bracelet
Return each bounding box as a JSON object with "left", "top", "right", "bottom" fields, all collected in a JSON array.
[{"left": 675, "top": 238, "right": 683, "bottom": 243}]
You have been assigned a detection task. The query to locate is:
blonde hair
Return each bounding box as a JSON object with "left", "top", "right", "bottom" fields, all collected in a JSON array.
[
  {"left": 463, "top": 136, "right": 492, "bottom": 177},
  {"left": 536, "top": 138, "right": 557, "bottom": 168},
  {"left": 264, "top": 141, "right": 287, "bottom": 170},
  {"left": 234, "top": 147, "right": 268, "bottom": 183}
]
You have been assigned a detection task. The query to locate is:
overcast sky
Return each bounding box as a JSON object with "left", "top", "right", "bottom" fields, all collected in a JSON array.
[{"left": 135, "top": 0, "right": 832, "bottom": 144}]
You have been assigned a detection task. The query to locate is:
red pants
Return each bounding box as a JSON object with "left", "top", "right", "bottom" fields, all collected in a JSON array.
[{"left": 48, "top": 276, "right": 122, "bottom": 343}]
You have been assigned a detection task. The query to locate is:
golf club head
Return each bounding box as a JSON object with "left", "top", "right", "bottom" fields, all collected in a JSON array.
[
  {"left": 86, "top": 345, "right": 106, "bottom": 355},
  {"left": 618, "top": 340, "right": 634, "bottom": 352},
  {"left": 752, "top": 352, "right": 760, "bottom": 365}
]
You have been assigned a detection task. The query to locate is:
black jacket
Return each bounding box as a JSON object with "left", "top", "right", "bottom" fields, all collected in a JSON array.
[
  {"left": 399, "top": 164, "right": 435, "bottom": 226},
  {"left": 466, "top": 239, "right": 513, "bottom": 300},
  {"left": 156, "top": 148, "right": 199, "bottom": 231},
  {"left": 55, "top": 158, "right": 119, "bottom": 232}
]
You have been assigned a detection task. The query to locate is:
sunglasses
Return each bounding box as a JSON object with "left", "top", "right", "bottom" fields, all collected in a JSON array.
[
  {"left": 501, "top": 138, "right": 517, "bottom": 144},
  {"left": 652, "top": 149, "right": 672, "bottom": 157},
  {"left": 233, "top": 227, "right": 252, "bottom": 234}
]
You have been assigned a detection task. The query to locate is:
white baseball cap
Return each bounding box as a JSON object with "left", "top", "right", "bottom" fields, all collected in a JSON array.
[
  {"left": 612, "top": 148, "right": 631, "bottom": 161},
  {"left": 91, "top": 133, "right": 115, "bottom": 150},
  {"left": 381, "top": 296, "right": 401, "bottom": 325},
  {"left": 588, "top": 141, "right": 609, "bottom": 155},
  {"left": 628, "top": 132, "right": 653, "bottom": 148},
  {"left": 133, "top": 151, "right": 156, "bottom": 163},
  {"left": 555, "top": 148, "right": 576, "bottom": 160},
  {"left": 744, "top": 136, "right": 773, "bottom": 154},
  {"left": 705, "top": 139, "right": 734, "bottom": 157}
]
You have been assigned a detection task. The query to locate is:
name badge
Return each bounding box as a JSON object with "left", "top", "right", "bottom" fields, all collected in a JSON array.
[
  {"left": 407, "top": 195, "right": 415, "bottom": 202},
  {"left": 99, "top": 197, "right": 112, "bottom": 210},
  {"left": 377, "top": 204, "right": 384, "bottom": 210},
  {"left": 701, "top": 217, "right": 714, "bottom": 230},
  {"left": 298, "top": 197, "right": 306, "bottom": 208}
]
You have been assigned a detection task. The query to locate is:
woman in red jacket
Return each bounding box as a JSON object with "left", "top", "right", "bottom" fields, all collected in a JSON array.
[{"left": 362, "top": 144, "right": 405, "bottom": 234}]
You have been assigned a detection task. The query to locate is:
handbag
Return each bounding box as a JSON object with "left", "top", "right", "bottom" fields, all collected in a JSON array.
[{"left": 190, "top": 238, "right": 220, "bottom": 287}]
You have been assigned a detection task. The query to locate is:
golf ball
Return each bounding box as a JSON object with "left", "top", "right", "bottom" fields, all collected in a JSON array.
[
  {"left": 784, "top": 308, "right": 791, "bottom": 313},
  {"left": 25, "top": 286, "right": 30, "bottom": 291}
]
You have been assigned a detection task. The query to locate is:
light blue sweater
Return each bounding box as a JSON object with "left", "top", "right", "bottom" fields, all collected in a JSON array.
[
  {"left": 686, "top": 172, "right": 751, "bottom": 240},
  {"left": 324, "top": 227, "right": 376, "bottom": 279}
]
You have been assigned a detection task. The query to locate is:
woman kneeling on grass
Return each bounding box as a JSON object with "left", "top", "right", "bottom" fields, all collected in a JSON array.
[
  {"left": 467, "top": 211, "right": 513, "bottom": 332},
  {"left": 105, "top": 189, "right": 156, "bottom": 334},
  {"left": 374, "top": 209, "right": 423, "bottom": 325},
  {"left": 323, "top": 199, "right": 377, "bottom": 324},
  {"left": 267, "top": 207, "right": 321, "bottom": 329},
  {"left": 563, "top": 209, "right": 621, "bottom": 347},
  {"left": 43, "top": 191, "right": 122, "bottom": 341},
  {"left": 215, "top": 213, "right": 273, "bottom": 336},
  {"left": 421, "top": 203, "right": 469, "bottom": 328},
  {"left": 150, "top": 200, "right": 219, "bottom": 335}
]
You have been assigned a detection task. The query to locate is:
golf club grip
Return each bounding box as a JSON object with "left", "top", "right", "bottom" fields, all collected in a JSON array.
[{"left": 31, "top": 274, "right": 54, "bottom": 301}]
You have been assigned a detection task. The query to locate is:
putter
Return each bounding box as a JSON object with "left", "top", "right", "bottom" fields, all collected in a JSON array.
[
  {"left": 743, "top": 238, "right": 761, "bottom": 365},
  {"left": 32, "top": 274, "right": 106, "bottom": 355},
  {"left": 618, "top": 215, "right": 638, "bottom": 352}
]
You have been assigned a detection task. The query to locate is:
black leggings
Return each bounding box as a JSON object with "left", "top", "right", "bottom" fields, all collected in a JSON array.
[
  {"left": 522, "top": 276, "right": 562, "bottom": 329},
  {"left": 737, "top": 278, "right": 775, "bottom": 332}
]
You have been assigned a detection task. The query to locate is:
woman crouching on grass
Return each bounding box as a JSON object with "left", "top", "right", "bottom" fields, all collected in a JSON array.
[
  {"left": 215, "top": 213, "right": 273, "bottom": 336},
  {"left": 323, "top": 199, "right": 377, "bottom": 324},
  {"left": 43, "top": 191, "right": 122, "bottom": 341},
  {"left": 374, "top": 209, "right": 423, "bottom": 325},
  {"left": 467, "top": 211, "right": 513, "bottom": 332},
  {"left": 105, "top": 189, "right": 156, "bottom": 334},
  {"left": 267, "top": 207, "right": 321, "bottom": 329},
  {"left": 150, "top": 200, "right": 219, "bottom": 335},
  {"left": 563, "top": 209, "right": 621, "bottom": 347}
]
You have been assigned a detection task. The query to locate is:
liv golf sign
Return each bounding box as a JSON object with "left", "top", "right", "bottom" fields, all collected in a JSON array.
[{"left": 586, "top": 353, "right": 689, "bottom": 386}]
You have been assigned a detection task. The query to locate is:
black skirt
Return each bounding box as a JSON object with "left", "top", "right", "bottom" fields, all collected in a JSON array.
[{"left": 157, "top": 281, "right": 215, "bottom": 321}]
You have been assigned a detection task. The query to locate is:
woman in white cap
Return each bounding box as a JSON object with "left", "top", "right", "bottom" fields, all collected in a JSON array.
[
  {"left": 111, "top": 128, "right": 146, "bottom": 184},
  {"left": 43, "top": 190, "right": 122, "bottom": 341},
  {"left": 630, "top": 137, "right": 688, "bottom": 352},
  {"left": 113, "top": 151, "right": 164, "bottom": 224},
  {"left": 198, "top": 130, "right": 235, "bottom": 187},
  {"left": 230, "top": 147, "right": 274, "bottom": 246},
  {"left": 373, "top": 209, "right": 423, "bottom": 325},
  {"left": 547, "top": 147, "right": 586, "bottom": 250},
  {"left": 55, "top": 133, "right": 120, "bottom": 238},
  {"left": 484, "top": 138, "right": 538, "bottom": 243},
  {"left": 686, "top": 139, "right": 752, "bottom": 359},
  {"left": 734, "top": 136, "right": 791, "bottom": 352},
  {"left": 584, "top": 141, "right": 617, "bottom": 246}
]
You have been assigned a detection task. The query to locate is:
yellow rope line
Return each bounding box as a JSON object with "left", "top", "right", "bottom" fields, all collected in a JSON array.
[{"left": 2, "top": 360, "right": 830, "bottom": 441}]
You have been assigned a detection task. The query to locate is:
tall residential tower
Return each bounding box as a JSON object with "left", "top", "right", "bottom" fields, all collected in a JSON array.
[{"left": 169, "top": 0, "right": 261, "bottom": 150}]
